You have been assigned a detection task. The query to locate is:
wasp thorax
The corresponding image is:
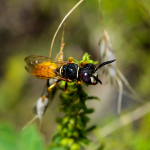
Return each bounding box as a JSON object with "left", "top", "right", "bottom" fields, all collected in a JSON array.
[
  {"left": 61, "top": 63, "right": 79, "bottom": 81},
  {"left": 81, "top": 63, "right": 98, "bottom": 85}
]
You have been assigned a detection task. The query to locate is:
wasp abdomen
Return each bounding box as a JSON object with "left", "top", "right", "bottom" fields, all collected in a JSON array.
[
  {"left": 61, "top": 63, "right": 79, "bottom": 81},
  {"left": 32, "top": 62, "right": 58, "bottom": 79}
]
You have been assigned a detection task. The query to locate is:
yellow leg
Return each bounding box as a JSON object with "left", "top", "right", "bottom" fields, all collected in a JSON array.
[
  {"left": 48, "top": 82, "right": 58, "bottom": 92},
  {"left": 77, "top": 81, "right": 82, "bottom": 85},
  {"left": 81, "top": 61, "right": 87, "bottom": 67},
  {"left": 68, "top": 57, "right": 74, "bottom": 63},
  {"left": 41, "top": 95, "right": 48, "bottom": 100}
]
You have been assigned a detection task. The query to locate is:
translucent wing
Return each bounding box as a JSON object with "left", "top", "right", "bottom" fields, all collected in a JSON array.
[
  {"left": 24, "top": 55, "right": 69, "bottom": 80},
  {"left": 25, "top": 55, "right": 68, "bottom": 67}
]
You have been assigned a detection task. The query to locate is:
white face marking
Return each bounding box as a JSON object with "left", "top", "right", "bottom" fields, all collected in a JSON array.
[
  {"left": 92, "top": 71, "right": 98, "bottom": 77},
  {"left": 90, "top": 77, "right": 96, "bottom": 84},
  {"left": 90, "top": 71, "right": 98, "bottom": 84}
]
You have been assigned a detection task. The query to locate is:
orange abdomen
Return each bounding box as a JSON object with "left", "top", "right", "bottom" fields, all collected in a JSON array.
[{"left": 32, "top": 62, "right": 58, "bottom": 79}]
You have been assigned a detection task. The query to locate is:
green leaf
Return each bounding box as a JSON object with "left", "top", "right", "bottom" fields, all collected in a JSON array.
[
  {"left": 84, "top": 108, "right": 95, "bottom": 114},
  {"left": 52, "top": 134, "right": 62, "bottom": 145},
  {"left": 56, "top": 118, "right": 63, "bottom": 123},
  {"left": 48, "top": 146, "right": 65, "bottom": 150},
  {"left": 0, "top": 55, "right": 27, "bottom": 110},
  {"left": 0, "top": 123, "right": 44, "bottom": 150},
  {"left": 73, "top": 53, "right": 98, "bottom": 65},
  {"left": 0, "top": 123, "right": 18, "bottom": 150},
  {"left": 81, "top": 115, "right": 90, "bottom": 124},
  {"left": 19, "top": 125, "right": 44, "bottom": 150},
  {"left": 87, "top": 96, "right": 100, "bottom": 101},
  {"left": 97, "top": 144, "right": 105, "bottom": 150},
  {"left": 86, "top": 125, "right": 97, "bottom": 132}
]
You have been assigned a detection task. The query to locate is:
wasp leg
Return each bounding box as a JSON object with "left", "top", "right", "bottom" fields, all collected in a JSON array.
[
  {"left": 80, "top": 61, "right": 87, "bottom": 67},
  {"left": 65, "top": 82, "right": 73, "bottom": 94},
  {"left": 40, "top": 79, "right": 58, "bottom": 100},
  {"left": 48, "top": 80, "right": 60, "bottom": 92},
  {"left": 65, "top": 82, "right": 68, "bottom": 93},
  {"left": 68, "top": 57, "right": 74, "bottom": 63},
  {"left": 77, "top": 81, "right": 82, "bottom": 85},
  {"left": 40, "top": 79, "right": 49, "bottom": 100}
]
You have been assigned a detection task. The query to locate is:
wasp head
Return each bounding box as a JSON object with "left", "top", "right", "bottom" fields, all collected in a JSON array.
[
  {"left": 81, "top": 63, "right": 99, "bottom": 85},
  {"left": 80, "top": 59, "right": 116, "bottom": 85}
]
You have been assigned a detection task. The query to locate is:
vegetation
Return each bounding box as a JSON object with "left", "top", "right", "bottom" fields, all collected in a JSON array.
[{"left": 0, "top": 0, "right": 150, "bottom": 149}]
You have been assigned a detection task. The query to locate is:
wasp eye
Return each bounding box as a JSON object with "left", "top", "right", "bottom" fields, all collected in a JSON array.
[
  {"left": 81, "top": 63, "right": 97, "bottom": 85},
  {"left": 82, "top": 72, "right": 91, "bottom": 84}
]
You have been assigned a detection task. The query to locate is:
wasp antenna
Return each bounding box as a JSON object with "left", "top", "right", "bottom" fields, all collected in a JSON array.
[
  {"left": 96, "top": 59, "right": 116, "bottom": 71},
  {"left": 93, "top": 76, "right": 102, "bottom": 85},
  {"left": 22, "top": 115, "right": 38, "bottom": 130}
]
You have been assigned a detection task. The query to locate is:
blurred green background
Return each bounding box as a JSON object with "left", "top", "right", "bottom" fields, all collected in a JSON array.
[{"left": 0, "top": 0, "right": 150, "bottom": 149}]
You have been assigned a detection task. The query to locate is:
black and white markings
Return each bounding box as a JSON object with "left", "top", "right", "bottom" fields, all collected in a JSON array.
[{"left": 90, "top": 71, "right": 98, "bottom": 84}]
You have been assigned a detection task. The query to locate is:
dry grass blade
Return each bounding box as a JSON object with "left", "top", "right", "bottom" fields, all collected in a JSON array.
[
  {"left": 99, "top": 30, "right": 116, "bottom": 78},
  {"left": 22, "top": 115, "right": 38, "bottom": 130},
  {"left": 117, "top": 67, "right": 139, "bottom": 97},
  {"left": 99, "top": 0, "right": 105, "bottom": 30},
  {"left": 135, "top": 0, "right": 150, "bottom": 18},
  {"left": 60, "top": 20, "right": 66, "bottom": 52},
  {"left": 98, "top": 0, "right": 141, "bottom": 114},
  {"left": 49, "top": 0, "right": 84, "bottom": 58},
  {"left": 99, "top": 101, "right": 150, "bottom": 137},
  {"left": 114, "top": 87, "right": 145, "bottom": 103},
  {"left": 116, "top": 75, "right": 123, "bottom": 114},
  {"left": 22, "top": 97, "right": 49, "bottom": 130},
  {"left": 22, "top": 79, "right": 58, "bottom": 130},
  {"left": 56, "top": 20, "right": 67, "bottom": 61}
]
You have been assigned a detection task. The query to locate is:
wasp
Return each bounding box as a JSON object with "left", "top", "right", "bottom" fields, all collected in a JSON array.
[{"left": 24, "top": 54, "right": 116, "bottom": 93}]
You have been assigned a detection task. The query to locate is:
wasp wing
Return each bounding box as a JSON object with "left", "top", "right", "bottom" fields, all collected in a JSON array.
[
  {"left": 24, "top": 55, "right": 69, "bottom": 80},
  {"left": 25, "top": 55, "right": 52, "bottom": 74},
  {"left": 25, "top": 55, "right": 53, "bottom": 68}
]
